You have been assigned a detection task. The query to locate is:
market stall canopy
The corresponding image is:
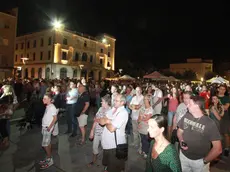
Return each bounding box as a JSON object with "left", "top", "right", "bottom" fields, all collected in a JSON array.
[
  {"left": 206, "top": 76, "right": 229, "bottom": 84},
  {"left": 143, "top": 71, "right": 168, "bottom": 80},
  {"left": 104, "top": 77, "right": 119, "bottom": 81},
  {"left": 119, "top": 75, "right": 135, "bottom": 80},
  {"left": 168, "top": 76, "right": 180, "bottom": 81}
]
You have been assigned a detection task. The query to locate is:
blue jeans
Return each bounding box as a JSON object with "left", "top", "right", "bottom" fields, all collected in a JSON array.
[
  {"left": 66, "top": 103, "right": 78, "bottom": 134},
  {"left": 140, "top": 134, "right": 150, "bottom": 154},
  {"left": 96, "top": 97, "right": 101, "bottom": 110}
]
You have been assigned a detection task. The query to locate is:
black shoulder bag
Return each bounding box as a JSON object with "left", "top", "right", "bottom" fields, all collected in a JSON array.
[
  {"left": 113, "top": 111, "right": 128, "bottom": 160},
  {"left": 114, "top": 130, "right": 128, "bottom": 160}
]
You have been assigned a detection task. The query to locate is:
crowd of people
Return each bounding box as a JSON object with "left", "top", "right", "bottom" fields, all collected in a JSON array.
[{"left": 0, "top": 77, "right": 230, "bottom": 172}]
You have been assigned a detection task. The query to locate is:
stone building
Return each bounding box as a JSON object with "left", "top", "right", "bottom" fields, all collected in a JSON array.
[
  {"left": 14, "top": 28, "right": 115, "bottom": 81},
  {"left": 0, "top": 8, "right": 18, "bottom": 80}
]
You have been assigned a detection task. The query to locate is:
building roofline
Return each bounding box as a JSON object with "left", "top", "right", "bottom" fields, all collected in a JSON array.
[
  {"left": 103, "top": 34, "right": 116, "bottom": 41},
  {"left": 170, "top": 62, "right": 213, "bottom": 65},
  {"left": 16, "top": 28, "right": 115, "bottom": 45},
  {"left": 16, "top": 29, "right": 52, "bottom": 37},
  {"left": 0, "top": 11, "right": 17, "bottom": 18}
]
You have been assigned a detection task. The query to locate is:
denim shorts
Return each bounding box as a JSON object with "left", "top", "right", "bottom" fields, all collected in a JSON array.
[{"left": 167, "top": 111, "right": 175, "bottom": 126}]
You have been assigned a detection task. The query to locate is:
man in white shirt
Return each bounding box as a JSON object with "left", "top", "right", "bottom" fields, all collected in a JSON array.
[
  {"left": 129, "top": 87, "right": 144, "bottom": 148},
  {"left": 111, "top": 85, "right": 118, "bottom": 107},
  {"left": 97, "top": 94, "right": 128, "bottom": 172},
  {"left": 39, "top": 93, "right": 57, "bottom": 169},
  {"left": 152, "top": 84, "right": 163, "bottom": 115},
  {"left": 65, "top": 81, "right": 78, "bottom": 137}
]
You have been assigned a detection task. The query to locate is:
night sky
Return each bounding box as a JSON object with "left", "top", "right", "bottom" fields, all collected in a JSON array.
[{"left": 2, "top": 0, "right": 230, "bottom": 73}]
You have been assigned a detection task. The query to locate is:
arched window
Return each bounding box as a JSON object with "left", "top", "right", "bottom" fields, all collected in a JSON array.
[
  {"left": 60, "top": 68, "right": 67, "bottom": 79},
  {"left": 73, "top": 52, "right": 79, "bottom": 61},
  {"left": 89, "top": 71, "right": 94, "bottom": 80},
  {"left": 82, "top": 52, "right": 87, "bottom": 62},
  {"left": 25, "top": 68, "right": 28, "bottom": 78},
  {"left": 98, "top": 71, "right": 102, "bottom": 81},
  {"left": 73, "top": 69, "right": 78, "bottom": 78},
  {"left": 31, "top": 68, "right": 35, "bottom": 78},
  {"left": 38, "top": 68, "right": 42, "bottom": 78},
  {"left": 90, "top": 55, "right": 93, "bottom": 63},
  {"left": 81, "top": 69, "right": 87, "bottom": 79},
  {"left": 45, "top": 68, "right": 50, "bottom": 79}
]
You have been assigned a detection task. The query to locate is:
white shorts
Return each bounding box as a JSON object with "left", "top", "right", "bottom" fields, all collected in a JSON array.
[
  {"left": 77, "top": 114, "right": 88, "bottom": 127},
  {"left": 41, "top": 128, "right": 52, "bottom": 147}
]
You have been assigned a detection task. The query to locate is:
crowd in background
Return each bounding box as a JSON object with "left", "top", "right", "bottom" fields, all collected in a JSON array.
[{"left": 0, "top": 77, "right": 230, "bottom": 171}]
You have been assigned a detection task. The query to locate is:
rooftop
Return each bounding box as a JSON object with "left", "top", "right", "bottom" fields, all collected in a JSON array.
[{"left": 17, "top": 28, "right": 115, "bottom": 43}]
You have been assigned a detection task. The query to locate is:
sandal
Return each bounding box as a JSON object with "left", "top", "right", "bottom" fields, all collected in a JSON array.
[
  {"left": 77, "top": 140, "right": 85, "bottom": 145},
  {"left": 39, "top": 158, "right": 48, "bottom": 165},
  {"left": 40, "top": 163, "right": 52, "bottom": 169},
  {"left": 87, "top": 162, "right": 94, "bottom": 167},
  {"left": 40, "top": 158, "right": 53, "bottom": 169}
]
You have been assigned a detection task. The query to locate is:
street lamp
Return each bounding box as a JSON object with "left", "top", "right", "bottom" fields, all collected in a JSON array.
[
  {"left": 79, "top": 64, "right": 84, "bottom": 70},
  {"left": 52, "top": 19, "right": 64, "bottom": 30},
  {"left": 21, "top": 57, "right": 29, "bottom": 64},
  {"left": 102, "top": 38, "right": 107, "bottom": 44}
]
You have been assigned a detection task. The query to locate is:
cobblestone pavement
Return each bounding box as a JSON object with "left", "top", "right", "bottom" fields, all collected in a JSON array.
[{"left": 0, "top": 108, "right": 229, "bottom": 172}]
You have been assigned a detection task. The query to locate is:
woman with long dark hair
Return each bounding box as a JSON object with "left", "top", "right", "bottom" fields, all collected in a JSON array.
[
  {"left": 209, "top": 95, "right": 224, "bottom": 131},
  {"left": 145, "top": 114, "right": 182, "bottom": 172}
]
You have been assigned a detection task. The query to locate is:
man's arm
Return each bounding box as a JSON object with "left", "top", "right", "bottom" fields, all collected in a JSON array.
[
  {"left": 177, "top": 128, "right": 184, "bottom": 143},
  {"left": 81, "top": 102, "right": 90, "bottom": 114},
  {"left": 204, "top": 140, "right": 222, "bottom": 163},
  {"left": 97, "top": 117, "right": 116, "bottom": 132},
  {"left": 223, "top": 103, "right": 229, "bottom": 111},
  {"left": 89, "top": 121, "right": 97, "bottom": 138},
  {"left": 152, "top": 97, "right": 163, "bottom": 108}
]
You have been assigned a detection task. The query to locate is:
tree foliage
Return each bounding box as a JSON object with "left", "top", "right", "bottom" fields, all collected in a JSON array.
[
  {"left": 182, "top": 70, "right": 197, "bottom": 80},
  {"left": 204, "top": 71, "right": 216, "bottom": 80}
]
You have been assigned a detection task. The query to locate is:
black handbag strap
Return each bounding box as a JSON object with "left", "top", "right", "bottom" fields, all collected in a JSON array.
[
  {"left": 113, "top": 111, "right": 120, "bottom": 147},
  {"left": 114, "top": 130, "right": 118, "bottom": 147}
]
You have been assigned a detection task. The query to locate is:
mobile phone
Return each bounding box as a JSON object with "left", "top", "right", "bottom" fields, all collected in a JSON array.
[{"left": 181, "top": 141, "right": 187, "bottom": 147}]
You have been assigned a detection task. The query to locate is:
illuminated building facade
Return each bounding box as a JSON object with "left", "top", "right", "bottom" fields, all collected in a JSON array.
[
  {"left": 0, "top": 8, "right": 18, "bottom": 80},
  {"left": 170, "top": 58, "right": 213, "bottom": 80},
  {"left": 14, "top": 28, "right": 115, "bottom": 80}
]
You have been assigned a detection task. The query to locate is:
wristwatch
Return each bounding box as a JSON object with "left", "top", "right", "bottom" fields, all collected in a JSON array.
[{"left": 203, "top": 159, "right": 208, "bottom": 164}]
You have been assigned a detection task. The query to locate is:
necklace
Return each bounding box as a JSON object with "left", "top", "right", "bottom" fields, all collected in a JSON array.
[{"left": 151, "top": 140, "right": 166, "bottom": 160}]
